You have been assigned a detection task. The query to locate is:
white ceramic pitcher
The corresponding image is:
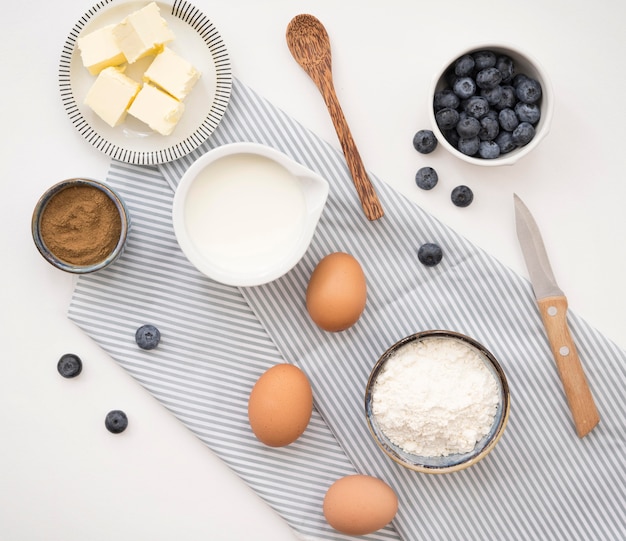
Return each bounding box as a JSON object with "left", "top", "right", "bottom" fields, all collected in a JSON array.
[{"left": 172, "top": 142, "right": 329, "bottom": 287}]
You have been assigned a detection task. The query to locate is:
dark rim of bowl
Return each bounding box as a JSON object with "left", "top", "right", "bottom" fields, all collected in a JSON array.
[
  {"left": 365, "top": 330, "right": 510, "bottom": 473},
  {"left": 31, "top": 178, "right": 129, "bottom": 274}
]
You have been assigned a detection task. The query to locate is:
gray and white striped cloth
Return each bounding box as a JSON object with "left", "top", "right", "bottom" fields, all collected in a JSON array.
[{"left": 69, "top": 78, "right": 626, "bottom": 540}]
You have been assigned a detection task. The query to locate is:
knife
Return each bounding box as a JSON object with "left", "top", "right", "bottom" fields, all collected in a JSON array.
[{"left": 513, "top": 194, "right": 599, "bottom": 438}]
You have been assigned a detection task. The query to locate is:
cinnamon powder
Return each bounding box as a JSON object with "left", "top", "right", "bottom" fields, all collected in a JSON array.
[{"left": 40, "top": 185, "right": 122, "bottom": 266}]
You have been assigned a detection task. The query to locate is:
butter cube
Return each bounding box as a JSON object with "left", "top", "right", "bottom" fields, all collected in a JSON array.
[
  {"left": 144, "top": 47, "right": 201, "bottom": 101},
  {"left": 113, "top": 2, "right": 174, "bottom": 63},
  {"left": 128, "top": 83, "right": 184, "bottom": 136},
  {"left": 84, "top": 67, "right": 140, "bottom": 127},
  {"left": 77, "top": 24, "right": 127, "bottom": 75}
]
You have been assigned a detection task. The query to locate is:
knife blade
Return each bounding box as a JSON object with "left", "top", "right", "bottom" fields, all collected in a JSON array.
[{"left": 514, "top": 194, "right": 599, "bottom": 438}]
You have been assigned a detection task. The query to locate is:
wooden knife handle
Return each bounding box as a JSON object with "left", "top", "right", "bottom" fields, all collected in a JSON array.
[{"left": 537, "top": 295, "right": 600, "bottom": 438}]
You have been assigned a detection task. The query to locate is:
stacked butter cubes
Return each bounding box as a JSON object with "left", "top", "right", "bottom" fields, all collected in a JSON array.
[{"left": 78, "top": 2, "right": 201, "bottom": 135}]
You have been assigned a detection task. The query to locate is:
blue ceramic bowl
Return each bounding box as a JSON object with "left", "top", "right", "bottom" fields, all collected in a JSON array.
[
  {"left": 365, "top": 330, "right": 510, "bottom": 473},
  {"left": 32, "top": 178, "right": 130, "bottom": 273}
]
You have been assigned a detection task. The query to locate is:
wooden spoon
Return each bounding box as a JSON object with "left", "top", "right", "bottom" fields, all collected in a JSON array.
[{"left": 286, "top": 14, "right": 384, "bottom": 221}]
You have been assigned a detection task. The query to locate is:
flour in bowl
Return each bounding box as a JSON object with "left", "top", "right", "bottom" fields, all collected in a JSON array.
[{"left": 371, "top": 337, "right": 500, "bottom": 457}]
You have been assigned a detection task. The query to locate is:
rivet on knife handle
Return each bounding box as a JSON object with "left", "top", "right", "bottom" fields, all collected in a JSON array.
[{"left": 537, "top": 296, "right": 600, "bottom": 438}]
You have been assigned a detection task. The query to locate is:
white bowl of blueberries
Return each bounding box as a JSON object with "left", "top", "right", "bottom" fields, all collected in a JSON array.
[{"left": 428, "top": 43, "right": 553, "bottom": 165}]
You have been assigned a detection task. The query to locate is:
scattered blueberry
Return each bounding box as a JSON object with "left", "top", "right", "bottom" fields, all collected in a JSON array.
[
  {"left": 412, "top": 129, "right": 438, "bottom": 154},
  {"left": 135, "top": 324, "right": 161, "bottom": 350},
  {"left": 415, "top": 167, "right": 439, "bottom": 190},
  {"left": 57, "top": 353, "right": 83, "bottom": 378},
  {"left": 105, "top": 410, "right": 128, "bottom": 434},
  {"left": 451, "top": 185, "right": 474, "bottom": 207},
  {"left": 433, "top": 49, "right": 543, "bottom": 158},
  {"left": 418, "top": 243, "right": 443, "bottom": 267}
]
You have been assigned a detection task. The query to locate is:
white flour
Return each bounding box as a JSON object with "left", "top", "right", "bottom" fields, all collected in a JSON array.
[{"left": 372, "top": 337, "right": 500, "bottom": 457}]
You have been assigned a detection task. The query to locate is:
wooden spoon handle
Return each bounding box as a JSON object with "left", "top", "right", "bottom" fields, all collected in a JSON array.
[
  {"left": 314, "top": 72, "right": 384, "bottom": 221},
  {"left": 537, "top": 295, "right": 600, "bottom": 437}
]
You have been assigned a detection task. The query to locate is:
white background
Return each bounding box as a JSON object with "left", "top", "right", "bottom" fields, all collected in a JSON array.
[{"left": 2, "top": 0, "right": 625, "bottom": 539}]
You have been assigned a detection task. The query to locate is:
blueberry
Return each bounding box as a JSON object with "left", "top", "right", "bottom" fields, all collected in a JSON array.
[
  {"left": 512, "top": 122, "right": 536, "bottom": 146},
  {"left": 435, "top": 107, "right": 460, "bottom": 131},
  {"left": 480, "top": 85, "right": 503, "bottom": 106},
  {"left": 57, "top": 353, "right": 83, "bottom": 378},
  {"left": 496, "top": 55, "right": 515, "bottom": 83},
  {"left": 478, "top": 140, "right": 501, "bottom": 159},
  {"left": 479, "top": 115, "right": 500, "bottom": 141},
  {"left": 415, "top": 167, "right": 439, "bottom": 190},
  {"left": 483, "top": 108, "right": 499, "bottom": 121},
  {"left": 105, "top": 410, "right": 128, "bottom": 434},
  {"left": 456, "top": 116, "right": 481, "bottom": 138},
  {"left": 464, "top": 96, "right": 490, "bottom": 119},
  {"left": 444, "top": 128, "right": 460, "bottom": 149},
  {"left": 498, "top": 108, "right": 519, "bottom": 132},
  {"left": 434, "top": 89, "right": 460, "bottom": 111},
  {"left": 476, "top": 67, "right": 503, "bottom": 90},
  {"left": 512, "top": 73, "right": 530, "bottom": 87},
  {"left": 418, "top": 243, "right": 443, "bottom": 267},
  {"left": 496, "top": 85, "right": 517, "bottom": 110},
  {"left": 451, "top": 185, "right": 474, "bottom": 207},
  {"left": 495, "top": 131, "right": 516, "bottom": 154},
  {"left": 473, "top": 50, "right": 496, "bottom": 71},
  {"left": 412, "top": 130, "right": 438, "bottom": 154},
  {"left": 135, "top": 324, "right": 161, "bottom": 350},
  {"left": 444, "top": 68, "right": 458, "bottom": 88},
  {"left": 453, "top": 77, "right": 476, "bottom": 99},
  {"left": 516, "top": 77, "right": 542, "bottom": 104},
  {"left": 457, "top": 136, "right": 480, "bottom": 156},
  {"left": 454, "top": 54, "right": 475, "bottom": 77},
  {"left": 515, "top": 102, "right": 541, "bottom": 124}
]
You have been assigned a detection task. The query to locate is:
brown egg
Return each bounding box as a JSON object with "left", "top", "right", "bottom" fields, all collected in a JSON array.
[
  {"left": 306, "top": 252, "right": 367, "bottom": 332},
  {"left": 247, "top": 364, "right": 313, "bottom": 447},
  {"left": 323, "top": 474, "right": 398, "bottom": 536}
]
